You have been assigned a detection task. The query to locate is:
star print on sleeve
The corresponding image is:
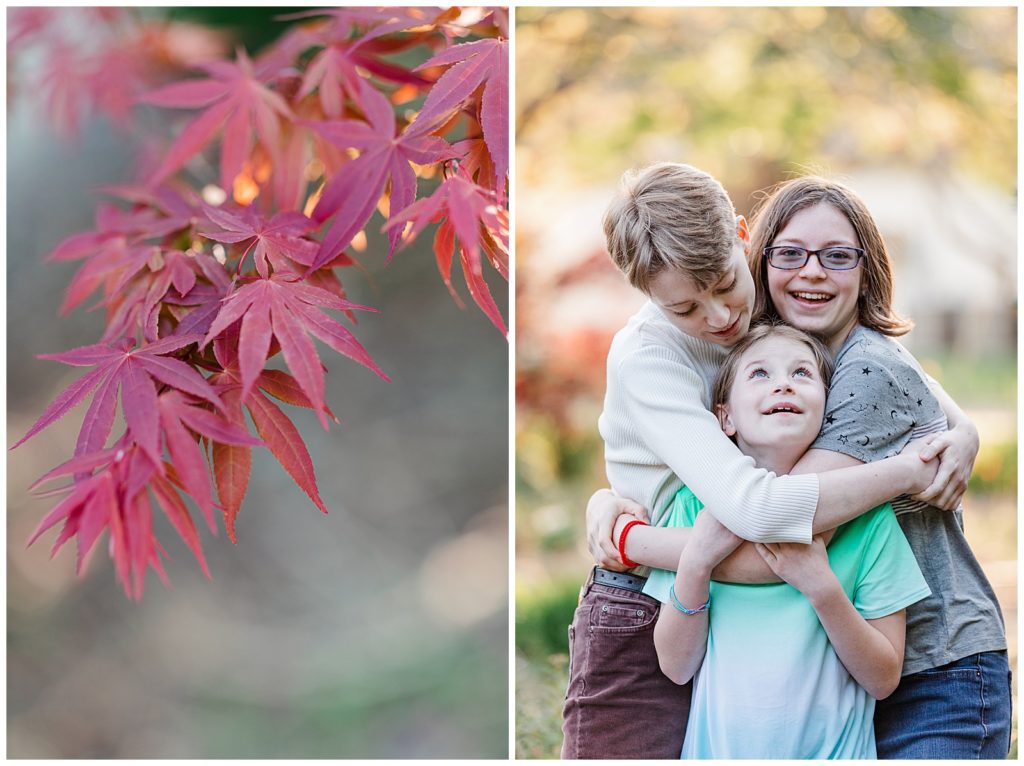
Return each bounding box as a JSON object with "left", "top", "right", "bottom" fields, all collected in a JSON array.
[
  {"left": 862, "top": 367, "right": 872, "bottom": 375},
  {"left": 838, "top": 434, "right": 849, "bottom": 445},
  {"left": 825, "top": 414, "right": 836, "bottom": 425}
]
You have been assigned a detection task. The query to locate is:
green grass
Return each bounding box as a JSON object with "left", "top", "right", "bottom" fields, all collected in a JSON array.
[
  {"left": 515, "top": 578, "right": 582, "bottom": 659},
  {"left": 515, "top": 651, "right": 568, "bottom": 760},
  {"left": 918, "top": 352, "right": 1016, "bottom": 410}
]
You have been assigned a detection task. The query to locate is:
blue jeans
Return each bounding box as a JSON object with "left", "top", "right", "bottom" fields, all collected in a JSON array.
[{"left": 875, "top": 650, "right": 1012, "bottom": 759}]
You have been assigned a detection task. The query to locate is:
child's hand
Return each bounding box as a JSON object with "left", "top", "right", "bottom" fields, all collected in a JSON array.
[
  {"left": 586, "top": 489, "right": 649, "bottom": 570},
  {"left": 754, "top": 536, "right": 834, "bottom": 598},
  {"left": 898, "top": 435, "right": 942, "bottom": 496},
  {"left": 912, "top": 423, "right": 978, "bottom": 510},
  {"left": 684, "top": 511, "right": 743, "bottom": 573}
]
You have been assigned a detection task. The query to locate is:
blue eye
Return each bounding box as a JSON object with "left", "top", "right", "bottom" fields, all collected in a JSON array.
[
  {"left": 750, "top": 368, "right": 769, "bottom": 378},
  {"left": 794, "top": 367, "right": 814, "bottom": 378},
  {"left": 820, "top": 248, "right": 859, "bottom": 268}
]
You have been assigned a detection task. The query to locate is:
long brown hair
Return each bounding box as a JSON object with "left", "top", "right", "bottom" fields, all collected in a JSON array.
[{"left": 748, "top": 176, "right": 913, "bottom": 337}]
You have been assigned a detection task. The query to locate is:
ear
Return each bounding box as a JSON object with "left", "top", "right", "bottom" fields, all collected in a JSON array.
[
  {"left": 715, "top": 404, "right": 736, "bottom": 437},
  {"left": 736, "top": 215, "right": 751, "bottom": 254}
]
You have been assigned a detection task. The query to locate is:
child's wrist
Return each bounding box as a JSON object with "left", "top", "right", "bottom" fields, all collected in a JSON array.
[
  {"left": 677, "top": 554, "right": 714, "bottom": 582},
  {"left": 802, "top": 570, "right": 842, "bottom": 607},
  {"left": 612, "top": 513, "right": 633, "bottom": 543},
  {"left": 616, "top": 519, "right": 648, "bottom": 568}
]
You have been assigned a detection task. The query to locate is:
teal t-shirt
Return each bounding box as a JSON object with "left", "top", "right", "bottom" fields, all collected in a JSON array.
[{"left": 644, "top": 487, "right": 930, "bottom": 760}]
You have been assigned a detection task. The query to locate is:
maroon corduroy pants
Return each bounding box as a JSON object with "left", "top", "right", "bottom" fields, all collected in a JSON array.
[{"left": 561, "top": 571, "right": 692, "bottom": 759}]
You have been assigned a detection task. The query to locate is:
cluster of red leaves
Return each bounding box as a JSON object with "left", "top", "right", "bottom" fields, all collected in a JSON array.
[{"left": 12, "top": 7, "right": 509, "bottom": 599}]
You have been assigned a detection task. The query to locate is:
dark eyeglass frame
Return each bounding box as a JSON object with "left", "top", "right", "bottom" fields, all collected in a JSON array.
[{"left": 763, "top": 246, "right": 865, "bottom": 271}]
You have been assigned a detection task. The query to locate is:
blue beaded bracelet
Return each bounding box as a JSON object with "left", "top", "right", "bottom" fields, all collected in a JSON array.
[{"left": 669, "top": 584, "right": 710, "bottom": 615}]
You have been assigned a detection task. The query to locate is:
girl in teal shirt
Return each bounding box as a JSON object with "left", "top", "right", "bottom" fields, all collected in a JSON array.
[{"left": 644, "top": 323, "right": 930, "bottom": 759}]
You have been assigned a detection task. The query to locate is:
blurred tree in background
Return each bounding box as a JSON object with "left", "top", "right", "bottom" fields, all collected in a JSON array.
[
  {"left": 518, "top": 7, "right": 1015, "bottom": 193},
  {"left": 515, "top": 7, "right": 1016, "bottom": 757}
]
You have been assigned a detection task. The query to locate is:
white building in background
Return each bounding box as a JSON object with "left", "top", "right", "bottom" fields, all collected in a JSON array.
[{"left": 846, "top": 168, "right": 1016, "bottom": 358}]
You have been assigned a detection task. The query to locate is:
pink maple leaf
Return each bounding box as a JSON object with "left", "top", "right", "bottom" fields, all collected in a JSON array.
[
  {"left": 158, "top": 389, "right": 262, "bottom": 535},
  {"left": 198, "top": 204, "right": 318, "bottom": 277},
  {"left": 26, "top": 436, "right": 226, "bottom": 598},
  {"left": 304, "top": 76, "right": 456, "bottom": 268},
  {"left": 97, "top": 182, "right": 204, "bottom": 225},
  {"left": 386, "top": 168, "right": 508, "bottom": 335},
  {"left": 278, "top": 7, "right": 444, "bottom": 46},
  {"left": 386, "top": 167, "right": 506, "bottom": 275},
  {"left": 201, "top": 274, "right": 387, "bottom": 427},
  {"left": 46, "top": 191, "right": 199, "bottom": 317},
  {"left": 139, "top": 47, "right": 294, "bottom": 191},
  {"left": 26, "top": 437, "right": 206, "bottom": 600},
  {"left": 298, "top": 37, "right": 432, "bottom": 119},
  {"left": 98, "top": 249, "right": 201, "bottom": 344},
  {"left": 161, "top": 282, "right": 228, "bottom": 340},
  {"left": 410, "top": 37, "right": 508, "bottom": 195},
  {"left": 11, "top": 333, "right": 221, "bottom": 471},
  {"left": 209, "top": 358, "right": 340, "bottom": 541},
  {"left": 109, "top": 249, "right": 231, "bottom": 344}
]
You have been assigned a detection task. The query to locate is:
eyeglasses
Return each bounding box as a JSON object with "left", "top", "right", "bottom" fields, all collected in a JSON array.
[{"left": 764, "top": 246, "right": 865, "bottom": 271}]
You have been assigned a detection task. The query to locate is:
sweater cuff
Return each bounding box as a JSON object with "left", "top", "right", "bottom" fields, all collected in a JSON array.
[{"left": 742, "top": 473, "right": 819, "bottom": 544}]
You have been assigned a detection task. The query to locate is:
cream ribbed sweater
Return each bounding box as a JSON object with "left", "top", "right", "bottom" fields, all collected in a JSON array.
[{"left": 598, "top": 301, "right": 819, "bottom": 542}]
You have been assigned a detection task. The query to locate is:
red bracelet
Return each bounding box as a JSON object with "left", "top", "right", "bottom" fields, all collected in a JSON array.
[{"left": 617, "top": 519, "right": 648, "bottom": 569}]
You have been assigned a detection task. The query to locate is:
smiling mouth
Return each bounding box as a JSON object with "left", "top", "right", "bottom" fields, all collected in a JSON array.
[
  {"left": 763, "top": 403, "right": 804, "bottom": 415},
  {"left": 791, "top": 291, "right": 833, "bottom": 304},
  {"left": 711, "top": 316, "right": 741, "bottom": 337}
]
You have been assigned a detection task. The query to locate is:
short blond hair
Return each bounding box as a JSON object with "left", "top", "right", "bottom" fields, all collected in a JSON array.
[{"left": 603, "top": 162, "right": 738, "bottom": 294}]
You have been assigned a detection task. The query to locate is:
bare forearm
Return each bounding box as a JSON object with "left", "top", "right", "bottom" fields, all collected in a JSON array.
[
  {"left": 624, "top": 526, "right": 780, "bottom": 583},
  {"left": 812, "top": 455, "right": 921, "bottom": 533},
  {"left": 715, "top": 532, "right": 836, "bottom": 584},
  {"left": 653, "top": 561, "right": 712, "bottom": 685},
  {"left": 805, "top": 577, "right": 903, "bottom": 699},
  {"left": 712, "top": 542, "right": 781, "bottom": 584},
  {"left": 622, "top": 525, "right": 690, "bottom": 570}
]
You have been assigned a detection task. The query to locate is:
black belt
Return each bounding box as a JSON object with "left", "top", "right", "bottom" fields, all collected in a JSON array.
[{"left": 592, "top": 566, "right": 647, "bottom": 594}]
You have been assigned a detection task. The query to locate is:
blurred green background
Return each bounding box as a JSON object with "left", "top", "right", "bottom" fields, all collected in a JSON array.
[
  {"left": 515, "top": 7, "right": 1016, "bottom": 758},
  {"left": 7, "top": 7, "right": 508, "bottom": 758}
]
